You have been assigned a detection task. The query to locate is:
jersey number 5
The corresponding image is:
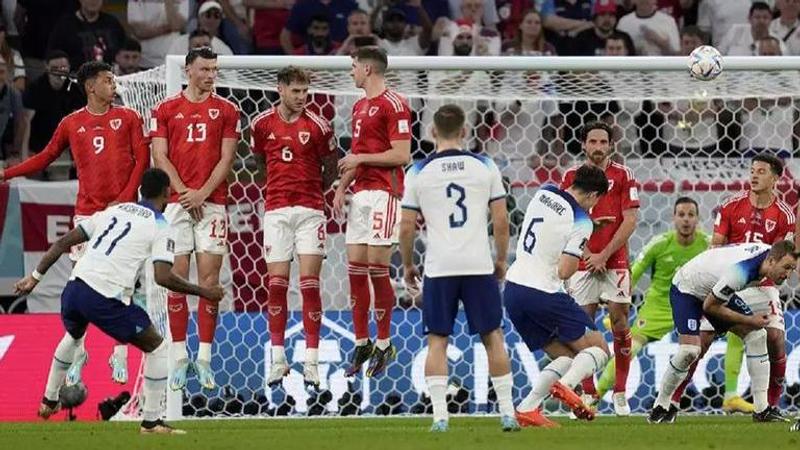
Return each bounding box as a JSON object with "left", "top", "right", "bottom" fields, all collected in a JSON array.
[
  {"left": 92, "top": 217, "right": 132, "bottom": 256},
  {"left": 353, "top": 119, "right": 362, "bottom": 138},
  {"left": 522, "top": 217, "right": 544, "bottom": 253}
]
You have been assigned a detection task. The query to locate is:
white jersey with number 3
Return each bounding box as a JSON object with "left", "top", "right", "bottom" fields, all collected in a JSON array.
[
  {"left": 72, "top": 202, "right": 175, "bottom": 301},
  {"left": 401, "top": 149, "right": 506, "bottom": 277},
  {"left": 506, "top": 185, "right": 593, "bottom": 293}
]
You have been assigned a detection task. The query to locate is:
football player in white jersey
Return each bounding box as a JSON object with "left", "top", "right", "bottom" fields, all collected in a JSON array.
[
  {"left": 648, "top": 241, "right": 798, "bottom": 424},
  {"left": 399, "top": 104, "right": 518, "bottom": 433},
  {"left": 503, "top": 165, "right": 611, "bottom": 428},
  {"left": 15, "top": 169, "right": 224, "bottom": 434}
]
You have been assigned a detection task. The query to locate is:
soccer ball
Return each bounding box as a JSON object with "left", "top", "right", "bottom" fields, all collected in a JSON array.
[
  {"left": 59, "top": 382, "right": 88, "bottom": 408},
  {"left": 688, "top": 45, "right": 723, "bottom": 81}
]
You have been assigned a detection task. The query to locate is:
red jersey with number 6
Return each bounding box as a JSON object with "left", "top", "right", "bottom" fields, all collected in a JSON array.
[
  {"left": 150, "top": 92, "right": 240, "bottom": 205},
  {"left": 350, "top": 89, "right": 411, "bottom": 197},
  {"left": 251, "top": 107, "right": 335, "bottom": 212},
  {"left": 561, "top": 161, "right": 640, "bottom": 270},
  {"left": 714, "top": 192, "right": 795, "bottom": 245}
]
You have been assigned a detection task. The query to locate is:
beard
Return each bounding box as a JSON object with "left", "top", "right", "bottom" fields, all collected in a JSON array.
[{"left": 453, "top": 43, "right": 473, "bottom": 56}]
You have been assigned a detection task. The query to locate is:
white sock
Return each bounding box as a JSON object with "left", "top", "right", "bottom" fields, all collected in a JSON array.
[
  {"left": 113, "top": 344, "right": 127, "bottom": 359},
  {"left": 355, "top": 338, "right": 368, "bottom": 346},
  {"left": 655, "top": 344, "right": 700, "bottom": 409},
  {"left": 306, "top": 347, "right": 318, "bottom": 365},
  {"left": 376, "top": 338, "right": 390, "bottom": 351},
  {"left": 560, "top": 347, "right": 609, "bottom": 388},
  {"left": 143, "top": 341, "right": 168, "bottom": 422},
  {"left": 198, "top": 342, "right": 212, "bottom": 362},
  {"left": 44, "top": 333, "right": 82, "bottom": 401},
  {"left": 518, "top": 356, "right": 572, "bottom": 412},
  {"left": 426, "top": 375, "right": 448, "bottom": 423},
  {"left": 744, "top": 329, "right": 769, "bottom": 412},
  {"left": 491, "top": 373, "right": 515, "bottom": 417},
  {"left": 271, "top": 345, "right": 286, "bottom": 363},
  {"left": 171, "top": 341, "right": 188, "bottom": 361}
]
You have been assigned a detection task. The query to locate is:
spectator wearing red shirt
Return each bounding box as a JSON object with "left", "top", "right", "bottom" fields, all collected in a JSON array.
[{"left": 248, "top": 0, "right": 293, "bottom": 54}]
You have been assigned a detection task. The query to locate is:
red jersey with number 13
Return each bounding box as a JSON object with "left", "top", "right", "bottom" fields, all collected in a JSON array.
[
  {"left": 150, "top": 92, "right": 240, "bottom": 205},
  {"left": 714, "top": 192, "right": 795, "bottom": 244},
  {"left": 350, "top": 89, "right": 411, "bottom": 197},
  {"left": 561, "top": 161, "right": 640, "bottom": 270}
]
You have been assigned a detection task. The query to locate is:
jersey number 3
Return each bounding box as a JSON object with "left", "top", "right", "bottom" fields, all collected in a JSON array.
[{"left": 446, "top": 183, "right": 467, "bottom": 228}]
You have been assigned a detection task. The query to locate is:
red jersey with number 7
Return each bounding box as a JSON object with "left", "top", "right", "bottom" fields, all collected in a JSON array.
[
  {"left": 150, "top": 92, "right": 240, "bottom": 205},
  {"left": 250, "top": 107, "right": 336, "bottom": 212},
  {"left": 350, "top": 89, "right": 411, "bottom": 197},
  {"left": 714, "top": 192, "right": 795, "bottom": 244}
]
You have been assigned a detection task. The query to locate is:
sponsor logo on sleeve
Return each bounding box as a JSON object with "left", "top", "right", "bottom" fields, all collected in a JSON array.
[{"left": 398, "top": 119, "right": 409, "bottom": 134}]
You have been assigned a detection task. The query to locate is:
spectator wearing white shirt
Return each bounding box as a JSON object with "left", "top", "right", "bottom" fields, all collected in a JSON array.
[
  {"left": 719, "top": 3, "right": 787, "bottom": 56},
  {"left": 449, "top": 0, "right": 498, "bottom": 29},
  {"left": 616, "top": 0, "right": 680, "bottom": 55},
  {"left": 379, "top": 3, "right": 433, "bottom": 56},
  {"left": 335, "top": 9, "right": 379, "bottom": 55},
  {"left": 770, "top": 0, "right": 800, "bottom": 55},
  {"left": 436, "top": 0, "right": 501, "bottom": 56},
  {"left": 128, "top": 0, "right": 189, "bottom": 68},
  {"left": 697, "top": 0, "right": 750, "bottom": 47}
]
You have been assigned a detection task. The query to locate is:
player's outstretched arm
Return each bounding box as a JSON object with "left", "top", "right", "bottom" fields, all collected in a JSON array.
[
  {"left": 152, "top": 137, "right": 188, "bottom": 194},
  {"left": 332, "top": 167, "right": 356, "bottom": 218},
  {"left": 153, "top": 261, "right": 224, "bottom": 302},
  {"left": 13, "top": 227, "right": 89, "bottom": 295},
  {"left": 587, "top": 208, "right": 638, "bottom": 272},
  {"left": 558, "top": 254, "right": 581, "bottom": 281},
  {"left": 399, "top": 208, "right": 420, "bottom": 294},
  {"left": 702, "top": 293, "right": 768, "bottom": 328},
  {"left": 339, "top": 140, "right": 411, "bottom": 172},
  {"left": 489, "top": 198, "right": 510, "bottom": 280},
  {"left": 1, "top": 119, "right": 69, "bottom": 181}
]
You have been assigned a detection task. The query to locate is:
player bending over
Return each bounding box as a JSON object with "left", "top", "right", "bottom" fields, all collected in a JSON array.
[
  {"left": 17, "top": 169, "right": 223, "bottom": 434},
  {"left": 399, "top": 104, "right": 519, "bottom": 432},
  {"left": 504, "top": 165, "right": 611, "bottom": 428}
]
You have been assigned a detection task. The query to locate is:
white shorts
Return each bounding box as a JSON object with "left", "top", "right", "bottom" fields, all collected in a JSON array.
[
  {"left": 70, "top": 215, "right": 91, "bottom": 262},
  {"left": 164, "top": 203, "right": 228, "bottom": 255},
  {"left": 263, "top": 206, "right": 326, "bottom": 263},
  {"left": 700, "top": 285, "right": 784, "bottom": 332},
  {"left": 345, "top": 190, "right": 399, "bottom": 246},
  {"left": 566, "top": 269, "right": 632, "bottom": 306}
]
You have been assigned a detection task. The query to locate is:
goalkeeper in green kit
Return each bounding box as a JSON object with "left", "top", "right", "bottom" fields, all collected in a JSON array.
[{"left": 595, "top": 197, "right": 709, "bottom": 404}]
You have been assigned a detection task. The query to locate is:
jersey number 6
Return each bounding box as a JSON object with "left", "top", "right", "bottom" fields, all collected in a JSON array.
[{"left": 522, "top": 217, "right": 544, "bottom": 253}]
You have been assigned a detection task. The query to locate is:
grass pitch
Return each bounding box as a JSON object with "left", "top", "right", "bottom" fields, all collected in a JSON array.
[{"left": 0, "top": 416, "right": 797, "bottom": 450}]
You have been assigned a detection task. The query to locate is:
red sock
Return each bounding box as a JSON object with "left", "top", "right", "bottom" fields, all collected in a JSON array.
[
  {"left": 581, "top": 377, "right": 597, "bottom": 397},
  {"left": 167, "top": 292, "right": 188, "bottom": 342},
  {"left": 267, "top": 276, "right": 289, "bottom": 346},
  {"left": 198, "top": 297, "right": 219, "bottom": 343},
  {"left": 369, "top": 264, "right": 394, "bottom": 341},
  {"left": 348, "top": 262, "right": 371, "bottom": 341},
  {"left": 300, "top": 276, "right": 322, "bottom": 349},
  {"left": 613, "top": 329, "right": 632, "bottom": 393},
  {"left": 768, "top": 354, "right": 787, "bottom": 407},
  {"left": 672, "top": 361, "right": 698, "bottom": 404}
]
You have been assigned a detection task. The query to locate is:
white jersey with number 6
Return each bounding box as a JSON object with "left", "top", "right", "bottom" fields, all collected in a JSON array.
[
  {"left": 72, "top": 202, "right": 175, "bottom": 301},
  {"left": 506, "top": 185, "right": 593, "bottom": 293},
  {"left": 401, "top": 149, "right": 506, "bottom": 277}
]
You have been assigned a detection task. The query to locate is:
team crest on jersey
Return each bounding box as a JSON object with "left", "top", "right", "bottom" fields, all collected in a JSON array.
[
  {"left": 208, "top": 108, "right": 219, "bottom": 119},
  {"left": 766, "top": 219, "right": 777, "bottom": 233},
  {"left": 299, "top": 131, "right": 310, "bottom": 145},
  {"left": 109, "top": 118, "right": 122, "bottom": 130},
  {"left": 368, "top": 106, "right": 379, "bottom": 116}
]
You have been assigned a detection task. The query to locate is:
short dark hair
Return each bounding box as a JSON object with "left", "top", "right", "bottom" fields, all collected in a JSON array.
[
  {"left": 277, "top": 65, "right": 310, "bottom": 85},
  {"left": 571, "top": 165, "right": 609, "bottom": 196},
  {"left": 185, "top": 46, "right": 217, "bottom": 66},
  {"left": 352, "top": 46, "right": 388, "bottom": 74},
  {"left": 310, "top": 13, "right": 329, "bottom": 24},
  {"left": 76, "top": 61, "right": 113, "bottom": 91},
  {"left": 119, "top": 37, "right": 142, "bottom": 53},
  {"left": 433, "top": 104, "right": 465, "bottom": 140},
  {"left": 579, "top": 121, "right": 613, "bottom": 143},
  {"left": 752, "top": 153, "right": 784, "bottom": 176},
  {"left": 750, "top": 1, "right": 772, "bottom": 16},
  {"left": 189, "top": 29, "right": 212, "bottom": 40},
  {"left": 606, "top": 31, "right": 636, "bottom": 56},
  {"left": 680, "top": 25, "right": 708, "bottom": 44},
  {"left": 140, "top": 168, "right": 171, "bottom": 199},
  {"left": 768, "top": 240, "right": 798, "bottom": 261},
  {"left": 45, "top": 49, "right": 69, "bottom": 64},
  {"left": 674, "top": 196, "right": 699, "bottom": 214}
]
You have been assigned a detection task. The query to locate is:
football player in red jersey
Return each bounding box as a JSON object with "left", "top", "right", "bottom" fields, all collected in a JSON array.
[
  {"left": 560, "top": 121, "right": 639, "bottom": 416},
  {"left": 669, "top": 154, "right": 794, "bottom": 421},
  {"left": 151, "top": 47, "right": 240, "bottom": 391},
  {"left": 335, "top": 46, "right": 411, "bottom": 377},
  {"left": 250, "top": 66, "right": 338, "bottom": 389},
  {"left": 0, "top": 61, "right": 150, "bottom": 386}
]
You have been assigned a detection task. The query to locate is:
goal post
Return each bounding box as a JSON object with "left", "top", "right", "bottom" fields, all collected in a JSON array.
[{"left": 117, "top": 55, "right": 800, "bottom": 420}]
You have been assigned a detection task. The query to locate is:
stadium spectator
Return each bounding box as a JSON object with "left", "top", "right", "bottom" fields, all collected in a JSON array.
[
  {"left": 679, "top": 25, "right": 707, "bottom": 55},
  {"left": 335, "top": 9, "right": 378, "bottom": 55},
  {"left": 547, "top": 0, "right": 595, "bottom": 54},
  {"left": 113, "top": 39, "right": 144, "bottom": 76},
  {"left": 697, "top": 0, "right": 751, "bottom": 47},
  {"left": 280, "top": 0, "right": 359, "bottom": 54},
  {"left": 378, "top": 5, "right": 433, "bottom": 56},
  {"left": 128, "top": 0, "right": 190, "bottom": 68},
  {"left": 617, "top": 0, "right": 680, "bottom": 55},
  {"left": 538, "top": 0, "right": 593, "bottom": 43},
  {"left": 369, "top": 0, "right": 423, "bottom": 33},
  {"left": 168, "top": 9, "right": 234, "bottom": 55},
  {"left": 656, "top": 0, "right": 692, "bottom": 25},
  {"left": 437, "top": 0, "right": 501, "bottom": 56},
  {"left": 17, "top": 0, "right": 79, "bottom": 78},
  {"left": 604, "top": 30, "right": 636, "bottom": 56},
  {"left": 495, "top": 0, "right": 534, "bottom": 42},
  {"left": 769, "top": 0, "right": 800, "bottom": 55},
  {"left": 46, "top": 0, "right": 126, "bottom": 71},
  {"left": 293, "top": 14, "right": 337, "bottom": 55},
  {"left": 0, "top": 22, "right": 25, "bottom": 91},
  {"left": 502, "top": 9, "right": 556, "bottom": 55},
  {"left": 248, "top": 0, "right": 293, "bottom": 54},
  {"left": 0, "top": 56, "right": 27, "bottom": 167},
  {"left": 215, "top": 0, "right": 254, "bottom": 54},
  {"left": 719, "top": 2, "right": 787, "bottom": 56},
  {"left": 193, "top": 2, "right": 232, "bottom": 49},
  {"left": 569, "top": 0, "right": 632, "bottom": 56},
  {"left": 449, "top": 0, "right": 499, "bottom": 29},
  {"left": 602, "top": 32, "right": 641, "bottom": 157}
]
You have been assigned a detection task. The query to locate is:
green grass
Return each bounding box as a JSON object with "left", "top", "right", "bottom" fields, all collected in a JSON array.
[{"left": 1, "top": 416, "right": 798, "bottom": 450}]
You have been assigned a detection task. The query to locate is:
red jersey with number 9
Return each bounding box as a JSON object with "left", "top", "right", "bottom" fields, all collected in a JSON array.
[
  {"left": 150, "top": 92, "right": 240, "bottom": 205},
  {"left": 350, "top": 89, "right": 411, "bottom": 197},
  {"left": 714, "top": 192, "right": 795, "bottom": 245}
]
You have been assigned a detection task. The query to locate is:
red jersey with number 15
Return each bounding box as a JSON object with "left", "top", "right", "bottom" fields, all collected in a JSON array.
[
  {"left": 150, "top": 92, "right": 240, "bottom": 205},
  {"left": 714, "top": 192, "right": 795, "bottom": 244},
  {"left": 350, "top": 89, "right": 411, "bottom": 197},
  {"left": 251, "top": 107, "right": 335, "bottom": 212},
  {"left": 561, "top": 161, "right": 640, "bottom": 270}
]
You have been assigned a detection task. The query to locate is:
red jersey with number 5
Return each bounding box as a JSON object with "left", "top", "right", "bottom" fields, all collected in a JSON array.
[
  {"left": 350, "top": 89, "right": 411, "bottom": 197},
  {"left": 4, "top": 105, "right": 150, "bottom": 215},
  {"left": 251, "top": 107, "right": 335, "bottom": 212},
  {"left": 561, "top": 161, "right": 640, "bottom": 270},
  {"left": 714, "top": 192, "right": 795, "bottom": 244},
  {"left": 150, "top": 92, "right": 240, "bottom": 205}
]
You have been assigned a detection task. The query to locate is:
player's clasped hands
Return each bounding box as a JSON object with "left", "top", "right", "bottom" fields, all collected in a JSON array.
[
  {"left": 338, "top": 154, "right": 361, "bottom": 173},
  {"left": 748, "top": 313, "right": 771, "bottom": 329},
  {"left": 584, "top": 252, "right": 608, "bottom": 273}
]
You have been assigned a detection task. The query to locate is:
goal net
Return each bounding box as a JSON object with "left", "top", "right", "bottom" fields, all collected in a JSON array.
[{"left": 116, "top": 55, "right": 800, "bottom": 418}]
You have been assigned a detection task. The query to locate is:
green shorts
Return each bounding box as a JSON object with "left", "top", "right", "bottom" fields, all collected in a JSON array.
[{"left": 631, "top": 306, "right": 674, "bottom": 342}]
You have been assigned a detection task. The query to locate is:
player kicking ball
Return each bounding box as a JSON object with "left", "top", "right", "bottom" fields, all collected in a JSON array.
[
  {"left": 648, "top": 241, "right": 797, "bottom": 424},
  {"left": 17, "top": 169, "right": 223, "bottom": 434},
  {"left": 504, "top": 165, "right": 612, "bottom": 428},
  {"left": 399, "top": 105, "right": 519, "bottom": 432},
  {"left": 250, "top": 66, "right": 339, "bottom": 389}
]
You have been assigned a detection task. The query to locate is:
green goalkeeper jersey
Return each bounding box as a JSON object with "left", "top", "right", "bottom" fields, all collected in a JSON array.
[{"left": 631, "top": 230, "right": 710, "bottom": 319}]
